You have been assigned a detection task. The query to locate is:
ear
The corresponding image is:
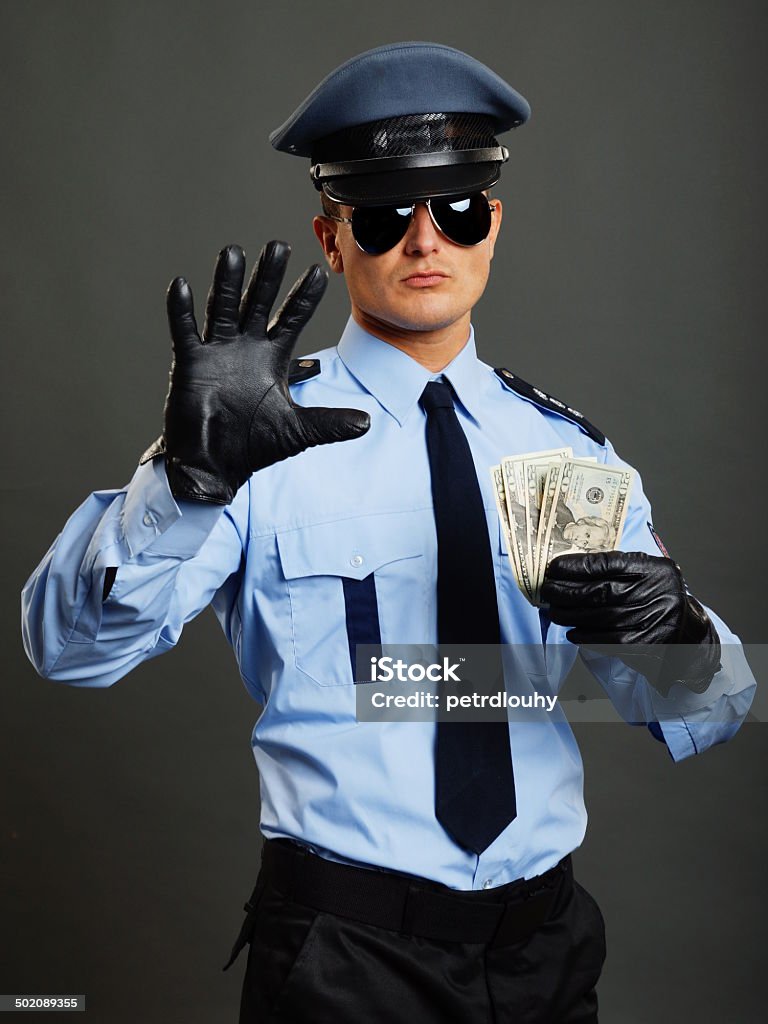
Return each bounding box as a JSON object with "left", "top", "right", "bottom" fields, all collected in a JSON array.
[
  {"left": 487, "top": 198, "right": 502, "bottom": 261},
  {"left": 313, "top": 215, "right": 345, "bottom": 274}
]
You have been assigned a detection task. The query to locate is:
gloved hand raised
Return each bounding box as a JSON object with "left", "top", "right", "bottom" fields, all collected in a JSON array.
[
  {"left": 540, "top": 551, "right": 721, "bottom": 695},
  {"left": 141, "top": 241, "right": 371, "bottom": 504}
]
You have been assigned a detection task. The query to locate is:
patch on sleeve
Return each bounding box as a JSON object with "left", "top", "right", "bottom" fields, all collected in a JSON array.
[{"left": 647, "top": 522, "right": 671, "bottom": 558}]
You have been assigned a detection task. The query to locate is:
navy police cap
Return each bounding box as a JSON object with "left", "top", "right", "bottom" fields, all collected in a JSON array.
[{"left": 269, "top": 42, "right": 531, "bottom": 206}]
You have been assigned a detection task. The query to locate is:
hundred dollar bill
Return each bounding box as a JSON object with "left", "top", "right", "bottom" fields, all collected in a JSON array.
[
  {"left": 535, "top": 459, "right": 635, "bottom": 603},
  {"left": 490, "top": 464, "right": 531, "bottom": 599}
]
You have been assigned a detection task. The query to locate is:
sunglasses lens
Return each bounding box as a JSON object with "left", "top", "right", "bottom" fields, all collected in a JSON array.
[
  {"left": 348, "top": 193, "right": 492, "bottom": 254},
  {"left": 351, "top": 205, "right": 414, "bottom": 255},
  {"left": 431, "top": 193, "right": 492, "bottom": 246}
]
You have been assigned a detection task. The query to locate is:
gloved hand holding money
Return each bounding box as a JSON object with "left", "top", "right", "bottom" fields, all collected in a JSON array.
[
  {"left": 491, "top": 450, "right": 720, "bottom": 694},
  {"left": 539, "top": 551, "right": 721, "bottom": 694},
  {"left": 491, "top": 450, "right": 633, "bottom": 604}
]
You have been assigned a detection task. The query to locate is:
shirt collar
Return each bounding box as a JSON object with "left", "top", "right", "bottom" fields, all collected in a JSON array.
[{"left": 336, "top": 316, "right": 486, "bottom": 426}]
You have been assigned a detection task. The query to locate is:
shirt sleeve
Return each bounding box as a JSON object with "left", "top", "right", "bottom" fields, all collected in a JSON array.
[
  {"left": 574, "top": 438, "right": 756, "bottom": 762},
  {"left": 21, "top": 457, "right": 248, "bottom": 687}
]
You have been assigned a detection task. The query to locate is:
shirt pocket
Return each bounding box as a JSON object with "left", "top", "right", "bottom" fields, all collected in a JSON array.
[{"left": 276, "top": 515, "right": 428, "bottom": 687}]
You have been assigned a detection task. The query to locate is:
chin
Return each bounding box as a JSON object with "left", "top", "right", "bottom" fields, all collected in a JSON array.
[
  {"left": 385, "top": 300, "right": 466, "bottom": 333},
  {"left": 408, "top": 317, "right": 462, "bottom": 333}
]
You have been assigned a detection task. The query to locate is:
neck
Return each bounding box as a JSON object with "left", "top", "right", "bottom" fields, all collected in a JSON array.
[{"left": 350, "top": 308, "right": 471, "bottom": 372}]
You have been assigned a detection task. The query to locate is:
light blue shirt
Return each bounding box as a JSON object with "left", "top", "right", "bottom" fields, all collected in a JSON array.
[{"left": 21, "top": 317, "right": 755, "bottom": 891}]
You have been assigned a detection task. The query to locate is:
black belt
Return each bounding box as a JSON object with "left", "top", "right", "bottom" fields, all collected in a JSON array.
[{"left": 224, "top": 839, "right": 570, "bottom": 969}]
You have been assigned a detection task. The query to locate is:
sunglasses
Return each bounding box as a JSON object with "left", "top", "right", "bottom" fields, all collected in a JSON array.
[{"left": 326, "top": 192, "right": 497, "bottom": 255}]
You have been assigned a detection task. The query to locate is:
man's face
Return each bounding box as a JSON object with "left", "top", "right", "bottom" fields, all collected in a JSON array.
[{"left": 313, "top": 194, "right": 502, "bottom": 338}]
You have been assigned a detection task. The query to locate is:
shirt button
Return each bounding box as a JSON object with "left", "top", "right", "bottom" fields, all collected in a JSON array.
[
  {"left": 350, "top": 554, "right": 364, "bottom": 568},
  {"left": 142, "top": 512, "right": 155, "bottom": 527},
  {"left": 482, "top": 878, "right": 494, "bottom": 890}
]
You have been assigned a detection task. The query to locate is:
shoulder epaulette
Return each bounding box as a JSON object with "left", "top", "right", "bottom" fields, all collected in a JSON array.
[
  {"left": 288, "top": 358, "right": 321, "bottom": 384},
  {"left": 493, "top": 367, "right": 605, "bottom": 446}
]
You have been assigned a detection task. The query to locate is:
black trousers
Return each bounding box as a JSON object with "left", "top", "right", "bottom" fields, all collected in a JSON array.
[{"left": 232, "top": 840, "right": 606, "bottom": 1024}]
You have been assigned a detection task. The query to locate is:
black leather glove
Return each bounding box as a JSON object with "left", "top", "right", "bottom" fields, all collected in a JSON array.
[
  {"left": 141, "top": 240, "right": 371, "bottom": 504},
  {"left": 540, "top": 551, "right": 721, "bottom": 696}
]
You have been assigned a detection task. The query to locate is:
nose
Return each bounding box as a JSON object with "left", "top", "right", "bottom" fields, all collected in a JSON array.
[{"left": 403, "top": 202, "right": 441, "bottom": 256}]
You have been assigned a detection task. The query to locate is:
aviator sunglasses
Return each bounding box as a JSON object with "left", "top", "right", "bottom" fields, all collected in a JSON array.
[{"left": 326, "top": 191, "right": 498, "bottom": 255}]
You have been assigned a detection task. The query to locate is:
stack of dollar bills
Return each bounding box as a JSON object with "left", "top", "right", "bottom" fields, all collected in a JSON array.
[{"left": 491, "top": 449, "right": 635, "bottom": 605}]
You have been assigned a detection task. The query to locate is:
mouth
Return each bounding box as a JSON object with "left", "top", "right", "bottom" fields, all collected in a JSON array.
[{"left": 401, "top": 271, "right": 450, "bottom": 288}]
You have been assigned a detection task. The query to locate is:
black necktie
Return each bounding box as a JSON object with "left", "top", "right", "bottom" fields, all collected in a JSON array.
[{"left": 419, "top": 380, "right": 517, "bottom": 854}]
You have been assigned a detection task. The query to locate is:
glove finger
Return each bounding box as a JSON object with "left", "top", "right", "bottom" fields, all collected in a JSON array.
[
  {"left": 565, "top": 628, "right": 630, "bottom": 647},
  {"left": 544, "top": 551, "right": 639, "bottom": 583},
  {"left": 545, "top": 602, "right": 616, "bottom": 629},
  {"left": 203, "top": 244, "right": 246, "bottom": 343},
  {"left": 297, "top": 405, "right": 371, "bottom": 446},
  {"left": 268, "top": 264, "right": 329, "bottom": 352},
  {"left": 540, "top": 577, "right": 635, "bottom": 608},
  {"left": 166, "top": 277, "right": 200, "bottom": 355},
  {"left": 240, "top": 240, "right": 291, "bottom": 336}
]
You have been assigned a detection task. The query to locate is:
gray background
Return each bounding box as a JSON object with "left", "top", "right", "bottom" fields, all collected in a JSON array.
[{"left": 2, "top": 1, "right": 765, "bottom": 1021}]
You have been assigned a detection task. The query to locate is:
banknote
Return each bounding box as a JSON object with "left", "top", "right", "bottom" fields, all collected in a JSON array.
[
  {"left": 500, "top": 449, "right": 573, "bottom": 600},
  {"left": 491, "top": 464, "right": 531, "bottom": 599},
  {"left": 532, "top": 462, "right": 563, "bottom": 601},
  {"left": 535, "top": 459, "right": 635, "bottom": 601},
  {"left": 505, "top": 448, "right": 572, "bottom": 592},
  {"left": 504, "top": 457, "right": 532, "bottom": 594},
  {"left": 492, "top": 451, "right": 631, "bottom": 606}
]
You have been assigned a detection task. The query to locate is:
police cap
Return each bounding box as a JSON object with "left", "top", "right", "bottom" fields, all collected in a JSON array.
[{"left": 269, "top": 42, "right": 531, "bottom": 206}]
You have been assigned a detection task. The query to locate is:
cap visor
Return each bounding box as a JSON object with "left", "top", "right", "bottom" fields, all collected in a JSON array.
[{"left": 323, "top": 162, "right": 501, "bottom": 206}]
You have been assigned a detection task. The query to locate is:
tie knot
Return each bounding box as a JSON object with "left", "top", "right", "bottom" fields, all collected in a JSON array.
[{"left": 419, "top": 380, "right": 455, "bottom": 413}]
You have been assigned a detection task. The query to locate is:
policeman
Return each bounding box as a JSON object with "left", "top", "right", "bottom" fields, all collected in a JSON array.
[{"left": 22, "top": 42, "right": 755, "bottom": 1024}]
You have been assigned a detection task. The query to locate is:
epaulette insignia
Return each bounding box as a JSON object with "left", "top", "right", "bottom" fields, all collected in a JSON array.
[
  {"left": 494, "top": 367, "right": 606, "bottom": 446},
  {"left": 288, "top": 358, "right": 321, "bottom": 384}
]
